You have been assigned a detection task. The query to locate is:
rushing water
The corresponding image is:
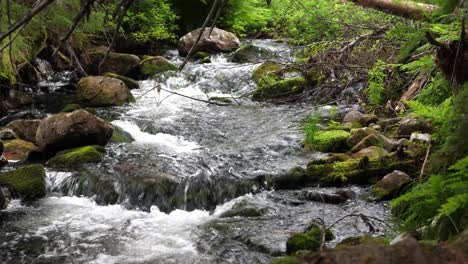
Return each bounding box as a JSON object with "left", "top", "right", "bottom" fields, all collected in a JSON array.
[{"left": 0, "top": 40, "right": 392, "bottom": 263}]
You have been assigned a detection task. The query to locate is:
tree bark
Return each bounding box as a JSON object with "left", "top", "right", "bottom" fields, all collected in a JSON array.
[{"left": 346, "top": 0, "right": 437, "bottom": 20}]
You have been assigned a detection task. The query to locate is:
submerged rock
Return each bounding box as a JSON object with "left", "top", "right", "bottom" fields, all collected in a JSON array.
[
  {"left": 140, "top": 56, "right": 177, "bottom": 77},
  {"left": 102, "top": 72, "right": 140, "bottom": 89},
  {"left": 47, "top": 145, "right": 106, "bottom": 167},
  {"left": 371, "top": 170, "right": 411, "bottom": 200},
  {"left": 220, "top": 199, "right": 270, "bottom": 218},
  {"left": 0, "top": 164, "right": 46, "bottom": 201},
  {"left": 6, "top": 119, "right": 41, "bottom": 143},
  {"left": 2, "top": 139, "right": 39, "bottom": 160},
  {"left": 36, "top": 110, "right": 113, "bottom": 153},
  {"left": 177, "top": 27, "right": 240, "bottom": 57},
  {"left": 110, "top": 125, "right": 134, "bottom": 143},
  {"left": 77, "top": 76, "right": 135, "bottom": 107},
  {"left": 232, "top": 44, "right": 273, "bottom": 63},
  {"left": 296, "top": 190, "right": 348, "bottom": 204}
]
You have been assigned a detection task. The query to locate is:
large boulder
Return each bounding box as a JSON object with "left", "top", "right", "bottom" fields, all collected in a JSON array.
[
  {"left": 6, "top": 119, "right": 41, "bottom": 143},
  {"left": 140, "top": 56, "right": 177, "bottom": 78},
  {"left": 85, "top": 51, "right": 141, "bottom": 76},
  {"left": 102, "top": 72, "right": 139, "bottom": 89},
  {"left": 77, "top": 76, "right": 134, "bottom": 107},
  {"left": 36, "top": 110, "right": 113, "bottom": 153},
  {"left": 177, "top": 27, "right": 240, "bottom": 57},
  {"left": 0, "top": 164, "right": 46, "bottom": 201},
  {"left": 372, "top": 170, "right": 411, "bottom": 200},
  {"left": 220, "top": 198, "right": 269, "bottom": 218}
]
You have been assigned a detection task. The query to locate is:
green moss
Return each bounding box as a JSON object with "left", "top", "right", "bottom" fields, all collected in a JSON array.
[
  {"left": 0, "top": 165, "right": 46, "bottom": 201},
  {"left": 252, "top": 62, "right": 282, "bottom": 83},
  {"left": 192, "top": 51, "right": 211, "bottom": 60},
  {"left": 252, "top": 77, "right": 307, "bottom": 101},
  {"left": 312, "top": 130, "right": 351, "bottom": 152},
  {"left": 140, "top": 56, "right": 177, "bottom": 77},
  {"left": 286, "top": 233, "right": 320, "bottom": 254},
  {"left": 60, "top": 104, "right": 82, "bottom": 113},
  {"left": 3, "top": 139, "right": 39, "bottom": 160},
  {"left": 306, "top": 155, "right": 417, "bottom": 186},
  {"left": 47, "top": 145, "right": 106, "bottom": 167},
  {"left": 200, "top": 57, "right": 212, "bottom": 64},
  {"left": 272, "top": 256, "right": 300, "bottom": 264},
  {"left": 306, "top": 225, "right": 335, "bottom": 242},
  {"left": 103, "top": 72, "right": 140, "bottom": 89},
  {"left": 111, "top": 126, "right": 134, "bottom": 143}
]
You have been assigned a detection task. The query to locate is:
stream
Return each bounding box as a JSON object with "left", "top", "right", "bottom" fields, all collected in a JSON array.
[{"left": 0, "top": 40, "right": 392, "bottom": 264}]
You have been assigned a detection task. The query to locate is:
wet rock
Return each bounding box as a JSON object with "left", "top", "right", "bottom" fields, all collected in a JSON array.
[
  {"left": 60, "top": 103, "right": 82, "bottom": 112},
  {"left": 102, "top": 72, "right": 139, "bottom": 89},
  {"left": 0, "top": 164, "right": 46, "bottom": 201},
  {"left": 351, "top": 146, "right": 389, "bottom": 160},
  {"left": 232, "top": 44, "right": 273, "bottom": 63},
  {"left": 361, "top": 114, "right": 378, "bottom": 126},
  {"left": 0, "top": 187, "right": 7, "bottom": 210},
  {"left": 310, "top": 130, "right": 351, "bottom": 153},
  {"left": 252, "top": 62, "right": 283, "bottom": 83},
  {"left": 6, "top": 90, "right": 34, "bottom": 108},
  {"left": 86, "top": 52, "right": 141, "bottom": 76},
  {"left": 36, "top": 110, "right": 113, "bottom": 153},
  {"left": 220, "top": 199, "right": 269, "bottom": 218},
  {"left": 397, "top": 116, "right": 433, "bottom": 138},
  {"left": 177, "top": 27, "right": 240, "bottom": 57},
  {"left": 372, "top": 170, "right": 411, "bottom": 200},
  {"left": 6, "top": 119, "right": 40, "bottom": 143},
  {"left": 110, "top": 125, "right": 134, "bottom": 143},
  {"left": 77, "top": 76, "right": 134, "bottom": 107},
  {"left": 350, "top": 132, "right": 398, "bottom": 153},
  {"left": 192, "top": 51, "right": 211, "bottom": 60},
  {"left": 3, "top": 139, "right": 39, "bottom": 160},
  {"left": 0, "top": 128, "right": 18, "bottom": 140},
  {"left": 140, "top": 56, "right": 177, "bottom": 78},
  {"left": 47, "top": 145, "right": 106, "bottom": 167},
  {"left": 296, "top": 190, "right": 348, "bottom": 204},
  {"left": 335, "top": 189, "right": 356, "bottom": 200}
]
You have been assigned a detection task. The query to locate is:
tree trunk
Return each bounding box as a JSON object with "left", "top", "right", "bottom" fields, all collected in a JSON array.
[{"left": 346, "top": 0, "right": 437, "bottom": 19}]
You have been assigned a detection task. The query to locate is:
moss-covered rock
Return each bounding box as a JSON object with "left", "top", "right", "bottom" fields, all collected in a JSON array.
[
  {"left": 111, "top": 126, "right": 134, "bottom": 143},
  {"left": 209, "top": 97, "right": 232, "bottom": 104},
  {"left": 351, "top": 146, "right": 389, "bottom": 159},
  {"left": 252, "top": 76, "right": 307, "bottom": 101},
  {"left": 3, "top": 139, "right": 39, "bottom": 160},
  {"left": 102, "top": 72, "right": 139, "bottom": 89},
  {"left": 60, "top": 103, "right": 82, "bottom": 113},
  {"left": 252, "top": 62, "right": 283, "bottom": 83},
  {"left": 140, "top": 56, "right": 177, "bottom": 77},
  {"left": 286, "top": 233, "right": 320, "bottom": 254},
  {"left": 77, "top": 76, "right": 134, "bottom": 107},
  {"left": 192, "top": 51, "right": 211, "bottom": 60},
  {"left": 47, "top": 145, "right": 106, "bottom": 167},
  {"left": 232, "top": 44, "right": 273, "bottom": 63},
  {"left": 307, "top": 155, "right": 417, "bottom": 186},
  {"left": 371, "top": 170, "right": 411, "bottom": 200},
  {"left": 86, "top": 52, "right": 141, "bottom": 76},
  {"left": 0, "top": 164, "right": 46, "bottom": 201},
  {"left": 272, "top": 256, "right": 300, "bottom": 264},
  {"left": 200, "top": 57, "right": 212, "bottom": 64},
  {"left": 312, "top": 130, "right": 351, "bottom": 152},
  {"left": 220, "top": 199, "right": 269, "bottom": 218}
]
